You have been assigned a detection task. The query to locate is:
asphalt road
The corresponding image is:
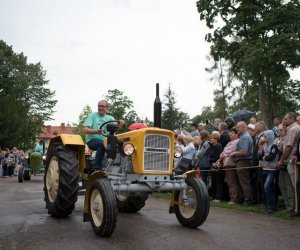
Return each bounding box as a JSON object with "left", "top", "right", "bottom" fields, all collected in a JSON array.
[{"left": 0, "top": 175, "right": 299, "bottom": 250}]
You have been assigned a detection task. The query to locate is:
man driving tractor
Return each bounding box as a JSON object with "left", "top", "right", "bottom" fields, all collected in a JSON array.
[{"left": 83, "top": 100, "right": 125, "bottom": 170}]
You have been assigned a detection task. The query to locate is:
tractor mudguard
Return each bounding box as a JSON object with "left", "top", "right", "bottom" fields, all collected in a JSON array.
[{"left": 48, "top": 134, "right": 86, "bottom": 173}]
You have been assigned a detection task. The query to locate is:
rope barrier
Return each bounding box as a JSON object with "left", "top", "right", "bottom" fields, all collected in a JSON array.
[{"left": 194, "top": 161, "right": 300, "bottom": 172}]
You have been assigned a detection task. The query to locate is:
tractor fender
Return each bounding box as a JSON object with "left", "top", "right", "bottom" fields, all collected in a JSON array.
[
  {"left": 83, "top": 170, "right": 107, "bottom": 222},
  {"left": 48, "top": 134, "right": 86, "bottom": 173},
  {"left": 49, "top": 134, "right": 85, "bottom": 146}
]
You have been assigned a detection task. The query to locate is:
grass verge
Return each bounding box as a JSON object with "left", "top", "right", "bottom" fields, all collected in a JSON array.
[{"left": 151, "top": 192, "right": 299, "bottom": 220}]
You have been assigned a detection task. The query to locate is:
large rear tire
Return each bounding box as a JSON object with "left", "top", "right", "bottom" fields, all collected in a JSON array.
[
  {"left": 116, "top": 194, "right": 148, "bottom": 213},
  {"left": 43, "top": 142, "right": 79, "bottom": 217},
  {"left": 89, "top": 178, "right": 117, "bottom": 237},
  {"left": 174, "top": 177, "right": 210, "bottom": 228}
]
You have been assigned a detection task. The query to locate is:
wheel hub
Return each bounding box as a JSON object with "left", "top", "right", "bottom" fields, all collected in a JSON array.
[
  {"left": 90, "top": 189, "right": 104, "bottom": 227},
  {"left": 46, "top": 157, "right": 59, "bottom": 202},
  {"left": 179, "top": 186, "right": 197, "bottom": 218}
]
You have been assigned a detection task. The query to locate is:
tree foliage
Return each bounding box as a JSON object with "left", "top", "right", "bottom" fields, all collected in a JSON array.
[
  {"left": 72, "top": 104, "right": 92, "bottom": 143},
  {"left": 197, "top": 0, "right": 300, "bottom": 126},
  {"left": 161, "top": 84, "right": 190, "bottom": 131},
  {"left": 104, "top": 89, "right": 142, "bottom": 130},
  {"left": 0, "top": 40, "right": 57, "bottom": 148}
]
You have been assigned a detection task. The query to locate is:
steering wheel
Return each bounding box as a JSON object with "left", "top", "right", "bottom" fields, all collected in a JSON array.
[{"left": 99, "top": 120, "right": 119, "bottom": 137}]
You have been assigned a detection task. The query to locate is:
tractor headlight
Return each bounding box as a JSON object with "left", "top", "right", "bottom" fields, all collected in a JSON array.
[
  {"left": 174, "top": 146, "right": 183, "bottom": 158},
  {"left": 123, "top": 143, "right": 135, "bottom": 156}
]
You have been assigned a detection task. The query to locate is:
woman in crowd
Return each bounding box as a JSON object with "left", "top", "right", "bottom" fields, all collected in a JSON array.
[
  {"left": 195, "top": 130, "right": 212, "bottom": 185},
  {"left": 209, "top": 132, "right": 223, "bottom": 202},
  {"left": 219, "top": 127, "right": 242, "bottom": 204},
  {"left": 259, "top": 130, "right": 279, "bottom": 213}
]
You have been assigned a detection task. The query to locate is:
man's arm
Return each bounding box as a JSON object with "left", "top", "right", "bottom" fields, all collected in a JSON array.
[
  {"left": 82, "top": 127, "right": 102, "bottom": 135},
  {"left": 278, "top": 145, "right": 292, "bottom": 166}
]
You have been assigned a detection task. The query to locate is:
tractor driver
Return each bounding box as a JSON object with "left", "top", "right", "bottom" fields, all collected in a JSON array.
[{"left": 83, "top": 100, "right": 125, "bottom": 170}]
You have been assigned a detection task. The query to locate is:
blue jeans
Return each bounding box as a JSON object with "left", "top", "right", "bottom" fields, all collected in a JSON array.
[
  {"left": 87, "top": 139, "right": 105, "bottom": 170},
  {"left": 263, "top": 170, "right": 277, "bottom": 210}
]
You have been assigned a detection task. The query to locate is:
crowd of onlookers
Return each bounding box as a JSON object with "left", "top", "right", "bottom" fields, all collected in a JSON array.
[
  {"left": 0, "top": 141, "right": 45, "bottom": 178},
  {"left": 174, "top": 112, "right": 300, "bottom": 216},
  {"left": 0, "top": 147, "right": 28, "bottom": 177}
]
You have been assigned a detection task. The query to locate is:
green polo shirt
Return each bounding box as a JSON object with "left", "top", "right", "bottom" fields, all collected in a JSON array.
[{"left": 83, "top": 112, "right": 115, "bottom": 142}]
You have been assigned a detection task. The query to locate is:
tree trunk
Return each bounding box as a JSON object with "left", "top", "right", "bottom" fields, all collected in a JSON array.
[{"left": 258, "top": 73, "right": 267, "bottom": 124}]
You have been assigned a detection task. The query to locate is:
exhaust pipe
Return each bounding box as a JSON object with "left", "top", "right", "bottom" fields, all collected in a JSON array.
[{"left": 154, "top": 83, "right": 162, "bottom": 128}]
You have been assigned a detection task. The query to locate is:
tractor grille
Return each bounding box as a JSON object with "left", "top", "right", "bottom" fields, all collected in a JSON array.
[{"left": 143, "top": 134, "right": 171, "bottom": 172}]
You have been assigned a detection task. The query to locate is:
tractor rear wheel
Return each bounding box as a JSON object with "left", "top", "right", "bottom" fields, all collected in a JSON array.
[
  {"left": 89, "top": 178, "right": 117, "bottom": 237},
  {"left": 43, "top": 142, "right": 79, "bottom": 217},
  {"left": 116, "top": 193, "right": 148, "bottom": 213},
  {"left": 174, "top": 177, "right": 210, "bottom": 228}
]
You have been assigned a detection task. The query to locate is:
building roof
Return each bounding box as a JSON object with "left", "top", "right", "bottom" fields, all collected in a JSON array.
[{"left": 37, "top": 123, "right": 74, "bottom": 139}]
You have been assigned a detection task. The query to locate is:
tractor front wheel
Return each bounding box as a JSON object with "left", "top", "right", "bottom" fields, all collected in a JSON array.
[
  {"left": 174, "top": 177, "right": 210, "bottom": 228},
  {"left": 89, "top": 178, "right": 117, "bottom": 237}
]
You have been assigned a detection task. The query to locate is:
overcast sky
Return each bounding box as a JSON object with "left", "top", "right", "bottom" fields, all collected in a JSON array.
[{"left": 1, "top": 0, "right": 299, "bottom": 126}]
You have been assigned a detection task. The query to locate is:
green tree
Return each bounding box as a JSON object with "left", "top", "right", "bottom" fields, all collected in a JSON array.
[
  {"left": 0, "top": 40, "right": 57, "bottom": 148},
  {"left": 161, "top": 84, "right": 190, "bottom": 131},
  {"left": 104, "top": 89, "right": 141, "bottom": 130},
  {"left": 72, "top": 104, "right": 92, "bottom": 142},
  {"left": 197, "top": 0, "right": 300, "bottom": 126}
]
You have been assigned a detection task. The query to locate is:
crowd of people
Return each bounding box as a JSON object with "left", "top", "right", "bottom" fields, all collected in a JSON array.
[
  {"left": 0, "top": 141, "right": 45, "bottom": 178},
  {"left": 174, "top": 112, "right": 300, "bottom": 216},
  {"left": 0, "top": 147, "right": 28, "bottom": 177}
]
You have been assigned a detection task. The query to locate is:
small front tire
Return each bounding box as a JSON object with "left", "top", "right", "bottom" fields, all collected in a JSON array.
[
  {"left": 174, "top": 177, "right": 210, "bottom": 228},
  {"left": 89, "top": 178, "right": 117, "bottom": 237}
]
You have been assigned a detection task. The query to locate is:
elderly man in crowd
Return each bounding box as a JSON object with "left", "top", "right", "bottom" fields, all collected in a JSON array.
[
  {"left": 278, "top": 112, "right": 300, "bottom": 216},
  {"left": 230, "top": 121, "right": 254, "bottom": 206}
]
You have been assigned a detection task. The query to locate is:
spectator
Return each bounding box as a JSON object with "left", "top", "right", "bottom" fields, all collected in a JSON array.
[
  {"left": 297, "top": 116, "right": 300, "bottom": 126},
  {"left": 206, "top": 118, "right": 221, "bottom": 133},
  {"left": 278, "top": 112, "right": 300, "bottom": 216},
  {"left": 291, "top": 132, "right": 300, "bottom": 215},
  {"left": 219, "top": 122, "right": 231, "bottom": 149},
  {"left": 247, "top": 124, "right": 256, "bottom": 144},
  {"left": 259, "top": 130, "right": 279, "bottom": 213},
  {"left": 220, "top": 127, "right": 242, "bottom": 204},
  {"left": 1, "top": 153, "right": 9, "bottom": 178},
  {"left": 230, "top": 121, "right": 254, "bottom": 206},
  {"left": 198, "top": 123, "right": 206, "bottom": 133},
  {"left": 272, "top": 118, "right": 281, "bottom": 138},
  {"left": 176, "top": 134, "right": 185, "bottom": 147},
  {"left": 250, "top": 117, "right": 257, "bottom": 125},
  {"left": 195, "top": 130, "right": 212, "bottom": 185},
  {"left": 274, "top": 123, "right": 286, "bottom": 156},
  {"left": 182, "top": 123, "right": 200, "bottom": 137},
  {"left": 224, "top": 117, "right": 235, "bottom": 130},
  {"left": 177, "top": 135, "right": 196, "bottom": 172},
  {"left": 252, "top": 121, "right": 267, "bottom": 204},
  {"left": 209, "top": 132, "right": 224, "bottom": 202},
  {"left": 8, "top": 151, "right": 15, "bottom": 176}
]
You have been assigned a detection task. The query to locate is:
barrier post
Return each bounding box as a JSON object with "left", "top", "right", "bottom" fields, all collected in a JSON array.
[{"left": 295, "top": 162, "right": 300, "bottom": 214}]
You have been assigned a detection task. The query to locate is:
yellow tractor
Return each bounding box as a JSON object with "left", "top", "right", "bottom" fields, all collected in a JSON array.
[{"left": 43, "top": 121, "right": 210, "bottom": 237}]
